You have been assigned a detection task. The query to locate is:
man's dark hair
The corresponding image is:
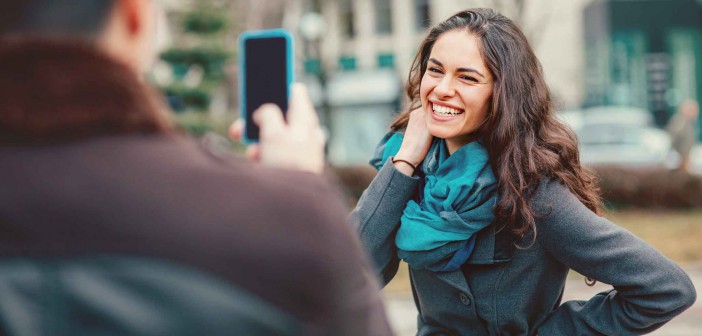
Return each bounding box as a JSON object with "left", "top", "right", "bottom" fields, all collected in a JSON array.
[{"left": 0, "top": 1, "right": 116, "bottom": 38}]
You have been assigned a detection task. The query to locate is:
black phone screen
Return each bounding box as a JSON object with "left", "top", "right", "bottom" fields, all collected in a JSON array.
[{"left": 244, "top": 37, "right": 288, "bottom": 141}]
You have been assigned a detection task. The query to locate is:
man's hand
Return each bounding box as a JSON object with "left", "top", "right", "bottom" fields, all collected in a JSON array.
[{"left": 230, "top": 84, "right": 326, "bottom": 174}]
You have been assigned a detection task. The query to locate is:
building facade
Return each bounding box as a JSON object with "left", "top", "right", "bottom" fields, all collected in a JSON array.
[
  {"left": 584, "top": 0, "right": 702, "bottom": 132},
  {"left": 280, "top": 0, "right": 593, "bottom": 164}
]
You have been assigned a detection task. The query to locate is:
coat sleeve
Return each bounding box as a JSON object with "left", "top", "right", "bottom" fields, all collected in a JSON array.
[
  {"left": 348, "top": 159, "right": 419, "bottom": 286},
  {"left": 535, "top": 180, "right": 697, "bottom": 335}
]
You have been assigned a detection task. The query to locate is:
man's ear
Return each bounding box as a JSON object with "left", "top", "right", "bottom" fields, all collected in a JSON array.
[
  {"left": 120, "top": 0, "right": 144, "bottom": 36},
  {"left": 98, "top": 0, "right": 156, "bottom": 74}
]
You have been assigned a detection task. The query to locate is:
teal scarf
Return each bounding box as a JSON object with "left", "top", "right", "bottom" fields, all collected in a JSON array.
[{"left": 372, "top": 133, "right": 498, "bottom": 272}]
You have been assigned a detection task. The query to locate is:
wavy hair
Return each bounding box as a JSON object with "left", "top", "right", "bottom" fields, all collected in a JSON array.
[{"left": 391, "top": 8, "right": 602, "bottom": 238}]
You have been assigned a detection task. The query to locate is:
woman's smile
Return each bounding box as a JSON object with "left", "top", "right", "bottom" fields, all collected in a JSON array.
[{"left": 430, "top": 101, "right": 465, "bottom": 120}]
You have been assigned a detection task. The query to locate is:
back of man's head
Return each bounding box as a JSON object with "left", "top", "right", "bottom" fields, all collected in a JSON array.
[{"left": 0, "top": 1, "right": 116, "bottom": 39}]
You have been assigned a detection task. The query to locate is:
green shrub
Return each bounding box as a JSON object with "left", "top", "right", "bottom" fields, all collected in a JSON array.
[
  {"left": 330, "top": 165, "right": 377, "bottom": 206},
  {"left": 593, "top": 165, "right": 702, "bottom": 209},
  {"left": 183, "top": 11, "right": 226, "bottom": 34},
  {"left": 161, "top": 86, "right": 211, "bottom": 111},
  {"left": 160, "top": 48, "right": 230, "bottom": 78},
  {"left": 330, "top": 164, "right": 702, "bottom": 209}
]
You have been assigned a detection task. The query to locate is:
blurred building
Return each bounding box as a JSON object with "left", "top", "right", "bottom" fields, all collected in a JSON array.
[
  {"left": 284, "top": 0, "right": 592, "bottom": 164},
  {"left": 288, "top": 0, "right": 590, "bottom": 101},
  {"left": 584, "top": 0, "right": 702, "bottom": 136}
]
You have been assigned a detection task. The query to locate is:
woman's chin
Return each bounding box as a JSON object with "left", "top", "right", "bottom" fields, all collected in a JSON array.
[{"left": 426, "top": 126, "right": 452, "bottom": 139}]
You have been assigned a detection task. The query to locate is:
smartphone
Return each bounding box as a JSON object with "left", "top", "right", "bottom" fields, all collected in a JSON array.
[{"left": 238, "top": 29, "right": 294, "bottom": 143}]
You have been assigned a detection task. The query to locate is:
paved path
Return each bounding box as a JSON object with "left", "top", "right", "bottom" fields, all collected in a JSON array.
[{"left": 384, "top": 263, "right": 702, "bottom": 336}]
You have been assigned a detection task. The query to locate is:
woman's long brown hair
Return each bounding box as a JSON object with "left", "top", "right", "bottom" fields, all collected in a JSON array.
[{"left": 391, "top": 8, "right": 602, "bottom": 239}]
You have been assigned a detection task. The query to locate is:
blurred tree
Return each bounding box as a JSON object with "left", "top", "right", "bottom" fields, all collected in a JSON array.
[{"left": 158, "top": 0, "right": 235, "bottom": 136}]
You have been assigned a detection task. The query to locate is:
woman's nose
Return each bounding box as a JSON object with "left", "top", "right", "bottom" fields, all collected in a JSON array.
[{"left": 434, "top": 76, "right": 455, "bottom": 98}]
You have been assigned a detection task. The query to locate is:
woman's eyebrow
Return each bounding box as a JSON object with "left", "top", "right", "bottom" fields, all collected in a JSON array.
[{"left": 429, "top": 58, "right": 486, "bottom": 78}]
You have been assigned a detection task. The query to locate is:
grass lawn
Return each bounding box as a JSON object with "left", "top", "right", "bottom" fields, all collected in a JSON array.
[
  {"left": 383, "top": 209, "right": 702, "bottom": 294},
  {"left": 607, "top": 209, "right": 702, "bottom": 263}
]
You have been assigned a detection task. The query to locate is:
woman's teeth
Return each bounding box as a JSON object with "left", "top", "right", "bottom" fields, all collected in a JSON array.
[{"left": 433, "top": 104, "right": 463, "bottom": 116}]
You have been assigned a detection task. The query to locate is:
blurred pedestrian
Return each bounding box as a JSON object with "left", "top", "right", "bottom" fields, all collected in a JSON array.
[
  {"left": 0, "top": 0, "right": 390, "bottom": 335},
  {"left": 667, "top": 99, "right": 700, "bottom": 172},
  {"left": 349, "top": 8, "right": 696, "bottom": 336}
]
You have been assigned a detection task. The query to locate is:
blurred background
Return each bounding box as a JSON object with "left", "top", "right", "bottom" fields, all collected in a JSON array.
[{"left": 153, "top": 1, "right": 701, "bottom": 334}]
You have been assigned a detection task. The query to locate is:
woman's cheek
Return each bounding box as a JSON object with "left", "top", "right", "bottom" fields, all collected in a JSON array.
[{"left": 419, "top": 74, "right": 432, "bottom": 99}]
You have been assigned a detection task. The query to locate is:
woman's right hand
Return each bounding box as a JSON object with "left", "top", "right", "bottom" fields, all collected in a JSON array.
[{"left": 394, "top": 107, "right": 432, "bottom": 175}]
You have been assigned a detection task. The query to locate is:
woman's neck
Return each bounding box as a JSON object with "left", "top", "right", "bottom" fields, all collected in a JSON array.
[{"left": 445, "top": 134, "right": 478, "bottom": 155}]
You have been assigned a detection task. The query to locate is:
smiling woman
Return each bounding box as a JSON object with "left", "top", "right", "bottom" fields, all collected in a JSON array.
[
  {"left": 420, "top": 31, "right": 493, "bottom": 154},
  {"left": 350, "top": 7, "right": 696, "bottom": 336}
]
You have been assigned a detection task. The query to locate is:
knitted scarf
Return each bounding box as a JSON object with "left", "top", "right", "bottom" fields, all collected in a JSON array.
[{"left": 373, "top": 133, "right": 497, "bottom": 272}]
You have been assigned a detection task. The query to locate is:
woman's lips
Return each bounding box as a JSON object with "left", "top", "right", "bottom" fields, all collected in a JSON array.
[{"left": 430, "top": 102, "right": 464, "bottom": 121}]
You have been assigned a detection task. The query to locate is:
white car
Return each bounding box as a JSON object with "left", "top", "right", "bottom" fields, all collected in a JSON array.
[
  {"left": 557, "top": 107, "right": 675, "bottom": 168},
  {"left": 577, "top": 123, "right": 674, "bottom": 168}
]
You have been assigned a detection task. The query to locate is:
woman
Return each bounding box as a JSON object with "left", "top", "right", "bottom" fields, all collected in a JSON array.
[{"left": 350, "top": 8, "right": 696, "bottom": 335}]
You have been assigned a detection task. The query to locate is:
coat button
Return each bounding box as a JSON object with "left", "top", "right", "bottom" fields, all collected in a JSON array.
[{"left": 459, "top": 293, "right": 471, "bottom": 306}]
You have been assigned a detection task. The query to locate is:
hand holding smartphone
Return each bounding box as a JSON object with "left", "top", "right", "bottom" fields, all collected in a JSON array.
[
  {"left": 238, "top": 29, "right": 294, "bottom": 143},
  {"left": 234, "top": 29, "right": 325, "bottom": 174}
]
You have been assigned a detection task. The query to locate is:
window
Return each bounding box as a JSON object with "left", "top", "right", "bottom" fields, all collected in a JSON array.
[
  {"left": 414, "top": 0, "right": 430, "bottom": 31},
  {"left": 378, "top": 53, "right": 394, "bottom": 68},
  {"left": 340, "top": 0, "right": 355, "bottom": 38},
  {"left": 375, "top": 0, "right": 392, "bottom": 34},
  {"left": 339, "top": 56, "right": 357, "bottom": 71}
]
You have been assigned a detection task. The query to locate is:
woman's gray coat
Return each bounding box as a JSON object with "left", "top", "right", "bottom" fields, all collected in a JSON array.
[{"left": 350, "top": 160, "right": 696, "bottom": 335}]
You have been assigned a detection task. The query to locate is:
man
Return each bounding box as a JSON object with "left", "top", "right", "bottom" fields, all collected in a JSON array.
[
  {"left": 667, "top": 99, "right": 700, "bottom": 173},
  {"left": 0, "top": 0, "right": 391, "bottom": 335}
]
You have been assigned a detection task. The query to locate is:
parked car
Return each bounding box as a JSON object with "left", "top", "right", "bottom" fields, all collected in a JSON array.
[
  {"left": 557, "top": 106, "right": 675, "bottom": 168},
  {"left": 577, "top": 122, "right": 673, "bottom": 167},
  {"left": 579, "top": 106, "right": 653, "bottom": 127}
]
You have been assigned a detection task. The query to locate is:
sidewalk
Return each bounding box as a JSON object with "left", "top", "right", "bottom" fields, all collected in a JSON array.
[{"left": 384, "top": 263, "right": 702, "bottom": 336}]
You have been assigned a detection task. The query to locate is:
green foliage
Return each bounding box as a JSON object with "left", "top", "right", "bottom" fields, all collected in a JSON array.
[
  {"left": 183, "top": 10, "right": 227, "bottom": 34},
  {"left": 160, "top": 48, "right": 229, "bottom": 65},
  {"left": 160, "top": 48, "right": 230, "bottom": 79},
  {"left": 330, "top": 164, "right": 702, "bottom": 210},
  {"left": 330, "top": 165, "right": 379, "bottom": 207},
  {"left": 162, "top": 86, "right": 212, "bottom": 111},
  {"left": 158, "top": 1, "right": 235, "bottom": 133},
  {"left": 594, "top": 166, "right": 702, "bottom": 209}
]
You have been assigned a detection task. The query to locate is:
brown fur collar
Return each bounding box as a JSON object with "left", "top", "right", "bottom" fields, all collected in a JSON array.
[{"left": 0, "top": 38, "right": 174, "bottom": 145}]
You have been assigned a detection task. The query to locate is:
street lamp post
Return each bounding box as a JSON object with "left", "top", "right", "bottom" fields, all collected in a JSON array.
[{"left": 298, "top": 12, "right": 329, "bottom": 127}]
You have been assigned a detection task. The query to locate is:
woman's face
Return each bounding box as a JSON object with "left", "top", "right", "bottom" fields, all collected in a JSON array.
[{"left": 420, "top": 30, "right": 493, "bottom": 153}]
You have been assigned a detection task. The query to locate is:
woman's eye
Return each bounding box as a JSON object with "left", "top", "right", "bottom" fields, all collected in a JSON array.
[
  {"left": 460, "top": 76, "right": 479, "bottom": 83},
  {"left": 428, "top": 67, "right": 443, "bottom": 74}
]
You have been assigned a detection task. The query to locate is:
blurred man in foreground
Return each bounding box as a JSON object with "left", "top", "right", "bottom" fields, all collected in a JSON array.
[{"left": 0, "top": 0, "right": 391, "bottom": 335}]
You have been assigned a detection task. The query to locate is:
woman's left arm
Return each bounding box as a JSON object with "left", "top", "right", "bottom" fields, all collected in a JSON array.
[{"left": 535, "top": 179, "right": 697, "bottom": 336}]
